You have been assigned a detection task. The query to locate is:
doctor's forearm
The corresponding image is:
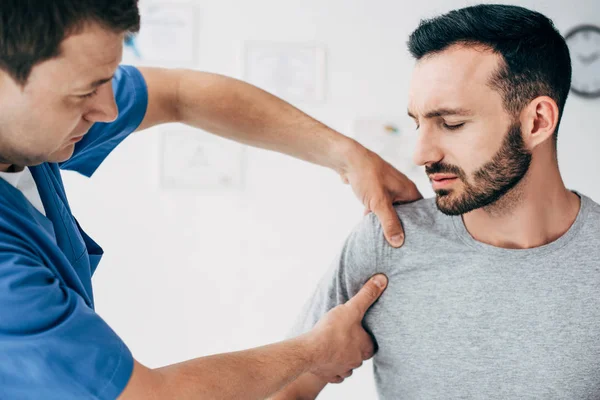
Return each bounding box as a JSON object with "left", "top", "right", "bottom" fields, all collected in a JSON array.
[
  {"left": 269, "top": 372, "right": 328, "bottom": 400},
  {"left": 119, "top": 336, "right": 315, "bottom": 400},
  {"left": 174, "top": 69, "right": 361, "bottom": 175}
]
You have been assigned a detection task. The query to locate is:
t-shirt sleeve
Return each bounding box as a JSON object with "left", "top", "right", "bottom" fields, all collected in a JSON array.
[
  {"left": 288, "top": 214, "right": 381, "bottom": 337},
  {"left": 0, "top": 237, "right": 133, "bottom": 399},
  {"left": 59, "top": 65, "right": 148, "bottom": 177}
]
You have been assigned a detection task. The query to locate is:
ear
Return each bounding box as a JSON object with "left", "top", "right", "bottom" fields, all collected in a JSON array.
[{"left": 519, "top": 96, "right": 559, "bottom": 150}]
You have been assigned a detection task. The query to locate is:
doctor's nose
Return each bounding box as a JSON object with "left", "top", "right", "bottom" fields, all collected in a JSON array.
[{"left": 84, "top": 83, "right": 119, "bottom": 124}]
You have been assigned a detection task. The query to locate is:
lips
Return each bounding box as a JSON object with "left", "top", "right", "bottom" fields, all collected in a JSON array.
[
  {"left": 429, "top": 174, "right": 458, "bottom": 182},
  {"left": 430, "top": 174, "right": 459, "bottom": 190}
]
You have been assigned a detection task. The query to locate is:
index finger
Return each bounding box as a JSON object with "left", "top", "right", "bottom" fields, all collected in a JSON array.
[
  {"left": 346, "top": 274, "right": 388, "bottom": 317},
  {"left": 372, "top": 201, "right": 405, "bottom": 248}
]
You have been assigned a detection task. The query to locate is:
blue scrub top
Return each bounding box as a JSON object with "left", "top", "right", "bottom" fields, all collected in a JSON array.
[{"left": 0, "top": 65, "right": 148, "bottom": 399}]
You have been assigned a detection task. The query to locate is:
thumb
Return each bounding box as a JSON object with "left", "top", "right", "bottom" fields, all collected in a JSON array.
[
  {"left": 346, "top": 274, "right": 388, "bottom": 317},
  {"left": 372, "top": 201, "right": 405, "bottom": 248}
]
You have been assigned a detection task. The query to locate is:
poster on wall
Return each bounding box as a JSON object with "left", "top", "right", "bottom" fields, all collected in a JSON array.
[
  {"left": 353, "top": 118, "right": 421, "bottom": 177},
  {"left": 160, "top": 126, "right": 246, "bottom": 192},
  {"left": 243, "top": 42, "right": 327, "bottom": 103},
  {"left": 122, "top": 3, "right": 197, "bottom": 67}
]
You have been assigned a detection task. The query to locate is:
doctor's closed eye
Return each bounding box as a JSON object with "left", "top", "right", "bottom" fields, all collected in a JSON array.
[
  {"left": 76, "top": 75, "right": 114, "bottom": 100},
  {"left": 78, "top": 89, "right": 99, "bottom": 99}
]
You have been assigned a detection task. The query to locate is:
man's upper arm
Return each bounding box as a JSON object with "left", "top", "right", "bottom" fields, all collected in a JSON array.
[
  {"left": 279, "top": 215, "right": 381, "bottom": 397},
  {"left": 135, "top": 67, "right": 181, "bottom": 132},
  {"left": 289, "top": 214, "right": 381, "bottom": 337}
]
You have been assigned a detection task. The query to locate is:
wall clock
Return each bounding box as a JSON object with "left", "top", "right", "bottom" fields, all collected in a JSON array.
[{"left": 564, "top": 24, "right": 600, "bottom": 99}]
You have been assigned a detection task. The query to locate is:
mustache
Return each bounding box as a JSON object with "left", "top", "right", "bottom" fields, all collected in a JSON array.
[{"left": 425, "top": 162, "right": 465, "bottom": 178}]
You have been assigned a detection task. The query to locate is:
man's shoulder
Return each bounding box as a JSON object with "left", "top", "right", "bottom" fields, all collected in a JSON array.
[
  {"left": 580, "top": 193, "right": 600, "bottom": 237},
  {"left": 348, "top": 198, "right": 454, "bottom": 263},
  {"left": 394, "top": 197, "right": 446, "bottom": 225},
  {"left": 583, "top": 194, "right": 600, "bottom": 217},
  {"left": 360, "top": 197, "right": 451, "bottom": 237}
]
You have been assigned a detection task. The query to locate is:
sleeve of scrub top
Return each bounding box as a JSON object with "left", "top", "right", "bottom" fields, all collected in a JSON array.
[
  {"left": 59, "top": 64, "right": 148, "bottom": 178},
  {"left": 0, "top": 237, "right": 134, "bottom": 399}
]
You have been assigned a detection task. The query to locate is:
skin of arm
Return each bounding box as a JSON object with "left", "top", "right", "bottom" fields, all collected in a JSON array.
[
  {"left": 117, "top": 275, "right": 388, "bottom": 399},
  {"left": 120, "top": 336, "right": 316, "bottom": 400},
  {"left": 135, "top": 67, "right": 422, "bottom": 247},
  {"left": 269, "top": 373, "right": 329, "bottom": 400}
]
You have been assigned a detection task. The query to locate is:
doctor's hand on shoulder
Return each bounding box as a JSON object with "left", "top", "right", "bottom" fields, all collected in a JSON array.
[{"left": 334, "top": 140, "right": 422, "bottom": 247}]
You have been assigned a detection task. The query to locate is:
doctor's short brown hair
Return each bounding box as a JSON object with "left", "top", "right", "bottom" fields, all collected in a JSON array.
[{"left": 0, "top": 0, "right": 140, "bottom": 85}]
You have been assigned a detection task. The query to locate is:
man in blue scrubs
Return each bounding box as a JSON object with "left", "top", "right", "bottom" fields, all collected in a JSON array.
[{"left": 0, "top": 1, "right": 421, "bottom": 399}]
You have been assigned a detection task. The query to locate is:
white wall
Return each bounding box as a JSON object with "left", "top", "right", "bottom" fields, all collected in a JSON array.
[{"left": 63, "top": 0, "right": 600, "bottom": 398}]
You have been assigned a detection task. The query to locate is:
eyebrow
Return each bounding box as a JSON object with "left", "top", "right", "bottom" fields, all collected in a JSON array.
[{"left": 407, "top": 108, "right": 473, "bottom": 120}]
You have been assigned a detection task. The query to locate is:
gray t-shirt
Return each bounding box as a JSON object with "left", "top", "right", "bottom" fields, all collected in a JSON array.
[{"left": 292, "top": 194, "right": 600, "bottom": 399}]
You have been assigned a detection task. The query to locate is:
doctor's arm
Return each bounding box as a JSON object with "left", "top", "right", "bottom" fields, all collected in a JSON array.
[
  {"left": 118, "top": 275, "right": 387, "bottom": 400},
  {"left": 134, "top": 67, "right": 421, "bottom": 248},
  {"left": 269, "top": 373, "right": 329, "bottom": 400}
]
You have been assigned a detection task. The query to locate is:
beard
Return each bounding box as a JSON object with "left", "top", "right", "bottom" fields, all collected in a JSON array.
[{"left": 427, "top": 121, "right": 532, "bottom": 216}]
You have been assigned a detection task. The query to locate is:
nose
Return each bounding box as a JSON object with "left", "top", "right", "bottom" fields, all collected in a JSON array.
[
  {"left": 412, "top": 126, "right": 443, "bottom": 167},
  {"left": 83, "top": 83, "right": 119, "bottom": 123}
]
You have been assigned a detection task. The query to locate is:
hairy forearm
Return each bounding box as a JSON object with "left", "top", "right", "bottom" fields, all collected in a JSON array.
[
  {"left": 175, "top": 70, "right": 360, "bottom": 175},
  {"left": 269, "top": 372, "right": 328, "bottom": 400},
  {"left": 152, "top": 337, "right": 314, "bottom": 400}
]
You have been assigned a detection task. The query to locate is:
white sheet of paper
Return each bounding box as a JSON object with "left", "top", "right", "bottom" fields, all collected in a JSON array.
[
  {"left": 123, "top": 3, "right": 197, "bottom": 67},
  {"left": 160, "top": 127, "right": 245, "bottom": 191},
  {"left": 244, "top": 42, "right": 326, "bottom": 103}
]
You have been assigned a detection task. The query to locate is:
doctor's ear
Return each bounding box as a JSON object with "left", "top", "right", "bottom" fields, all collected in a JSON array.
[{"left": 519, "top": 96, "right": 559, "bottom": 150}]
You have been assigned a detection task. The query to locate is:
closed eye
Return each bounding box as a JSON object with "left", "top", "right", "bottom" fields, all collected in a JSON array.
[
  {"left": 443, "top": 122, "right": 465, "bottom": 131},
  {"left": 78, "top": 89, "right": 98, "bottom": 99}
]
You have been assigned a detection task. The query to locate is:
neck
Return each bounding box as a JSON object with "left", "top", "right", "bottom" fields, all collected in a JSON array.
[
  {"left": 0, "top": 163, "right": 13, "bottom": 172},
  {"left": 0, "top": 164, "right": 25, "bottom": 173},
  {"left": 461, "top": 155, "right": 580, "bottom": 249}
]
